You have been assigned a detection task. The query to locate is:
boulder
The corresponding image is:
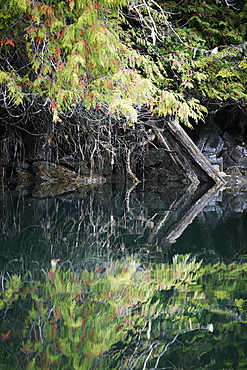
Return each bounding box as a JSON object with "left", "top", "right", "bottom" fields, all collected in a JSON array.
[
  {"left": 32, "top": 162, "right": 105, "bottom": 184},
  {"left": 31, "top": 162, "right": 106, "bottom": 196},
  {"left": 228, "top": 145, "right": 247, "bottom": 166}
]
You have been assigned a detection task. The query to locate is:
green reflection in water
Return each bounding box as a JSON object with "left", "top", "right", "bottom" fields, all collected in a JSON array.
[{"left": 0, "top": 255, "right": 247, "bottom": 369}]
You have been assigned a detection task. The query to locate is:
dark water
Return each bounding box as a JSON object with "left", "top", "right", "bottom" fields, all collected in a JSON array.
[
  {"left": 1, "top": 183, "right": 247, "bottom": 369},
  {"left": 1, "top": 183, "right": 246, "bottom": 268}
]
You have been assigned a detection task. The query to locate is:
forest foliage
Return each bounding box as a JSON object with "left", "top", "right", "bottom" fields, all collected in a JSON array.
[
  {"left": 1, "top": 0, "right": 246, "bottom": 127},
  {"left": 0, "top": 0, "right": 247, "bottom": 177}
]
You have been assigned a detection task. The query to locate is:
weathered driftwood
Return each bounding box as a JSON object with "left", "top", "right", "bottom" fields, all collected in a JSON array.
[
  {"left": 152, "top": 117, "right": 225, "bottom": 185},
  {"left": 165, "top": 118, "right": 225, "bottom": 184},
  {"left": 152, "top": 124, "right": 200, "bottom": 186}
]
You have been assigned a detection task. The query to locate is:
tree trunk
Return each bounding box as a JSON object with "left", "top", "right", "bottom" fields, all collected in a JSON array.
[{"left": 152, "top": 117, "right": 226, "bottom": 185}]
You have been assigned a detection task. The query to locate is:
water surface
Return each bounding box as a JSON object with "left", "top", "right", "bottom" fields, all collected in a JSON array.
[{"left": 0, "top": 183, "right": 247, "bottom": 369}]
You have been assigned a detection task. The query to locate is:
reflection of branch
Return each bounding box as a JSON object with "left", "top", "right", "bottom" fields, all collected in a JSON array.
[
  {"left": 152, "top": 326, "right": 212, "bottom": 370},
  {"left": 125, "top": 182, "right": 138, "bottom": 213},
  {"left": 129, "top": 324, "right": 213, "bottom": 370},
  {"left": 224, "top": 0, "right": 239, "bottom": 10},
  {"left": 125, "top": 148, "right": 140, "bottom": 184}
]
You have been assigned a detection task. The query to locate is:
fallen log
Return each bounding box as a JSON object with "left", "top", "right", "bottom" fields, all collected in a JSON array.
[
  {"left": 152, "top": 117, "right": 226, "bottom": 185},
  {"left": 152, "top": 123, "right": 200, "bottom": 186}
]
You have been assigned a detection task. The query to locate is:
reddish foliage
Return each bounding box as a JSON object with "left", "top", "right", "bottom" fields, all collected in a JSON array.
[
  {"left": 1, "top": 331, "right": 11, "bottom": 341},
  {"left": 52, "top": 323, "right": 58, "bottom": 338},
  {"left": 34, "top": 36, "right": 42, "bottom": 43},
  {"left": 0, "top": 38, "right": 15, "bottom": 47},
  {"left": 47, "top": 270, "right": 56, "bottom": 280},
  {"left": 93, "top": 2, "right": 101, "bottom": 9},
  {"left": 57, "top": 62, "right": 65, "bottom": 71},
  {"left": 108, "top": 81, "right": 113, "bottom": 90},
  {"left": 5, "top": 39, "right": 15, "bottom": 47},
  {"left": 85, "top": 92, "right": 93, "bottom": 100}
]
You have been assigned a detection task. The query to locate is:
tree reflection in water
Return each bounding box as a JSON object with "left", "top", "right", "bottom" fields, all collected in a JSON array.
[
  {"left": 0, "top": 182, "right": 219, "bottom": 272},
  {"left": 1, "top": 184, "right": 247, "bottom": 368},
  {"left": 1, "top": 255, "right": 247, "bottom": 369}
]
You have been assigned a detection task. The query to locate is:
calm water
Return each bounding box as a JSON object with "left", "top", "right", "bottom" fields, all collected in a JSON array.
[
  {"left": 1, "top": 183, "right": 247, "bottom": 268},
  {"left": 1, "top": 183, "right": 247, "bottom": 369}
]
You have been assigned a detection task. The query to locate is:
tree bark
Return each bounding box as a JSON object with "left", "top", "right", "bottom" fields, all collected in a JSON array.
[
  {"left": 152, "top": 124, "right": 200, "bottom": 186},
  {"left": 153, "top": 117, "right": 226, "bottom": 185}
]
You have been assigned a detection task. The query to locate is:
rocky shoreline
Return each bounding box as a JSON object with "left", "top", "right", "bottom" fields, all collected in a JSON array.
[
  {"left": 1, "top": 119, "right": 247, "bottom": 196},
  {"left": 195, "top": 121, "right": 247, "bottom": 189}
]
